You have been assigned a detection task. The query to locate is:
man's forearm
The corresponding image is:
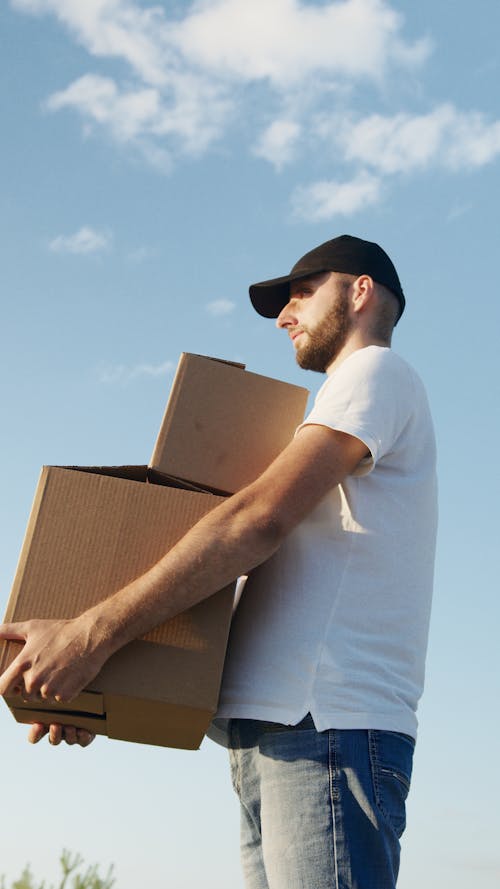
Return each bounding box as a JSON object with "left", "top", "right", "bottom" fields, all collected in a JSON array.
[
  {"left": 82, "top": 484, "right": 283, "bottom": 661},
  {"left": 84, "top": 424, "right": 368, "bottom": 660}
]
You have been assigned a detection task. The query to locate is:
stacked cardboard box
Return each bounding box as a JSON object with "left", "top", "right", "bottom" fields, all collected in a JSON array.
[{"left": 0, "top": 354, "right": 308, "bottom": 748}]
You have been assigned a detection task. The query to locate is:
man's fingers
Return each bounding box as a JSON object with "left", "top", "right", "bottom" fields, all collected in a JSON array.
[
  {"left": 27, "top": 723, "right": 95, "bottom": 747},
  {"left": 0, "top": 656, "right": 31, "bottom": 697},
  {"left": 51, "top": 724, "right": 96, "bottom": 747},
  {"left": 28, "top": 723, "right": 49, "bottom": 744},
  {"left": 76, "top": 728, "right": 96, "bottom": 747},
  {"left": 57, "top": 726, "right": 96, "bottom": 747},
  {"left": 0, "top": 622, "right": 28, "bottom": 642},
  {"left": 49, "top": 724, "right": 63, "bottom": 746},
  {"left": 61, "top": 725, "right": 77, "bottom": 745}
]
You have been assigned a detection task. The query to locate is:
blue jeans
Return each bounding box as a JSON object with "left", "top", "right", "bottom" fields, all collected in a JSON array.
[{"left": 228, "top": 715, "right": 415, "bottom": 889}]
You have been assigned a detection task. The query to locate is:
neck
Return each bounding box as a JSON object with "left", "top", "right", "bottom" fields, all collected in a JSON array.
[{"left": 325, "top": 331, "right": 390, "bottom": 375}]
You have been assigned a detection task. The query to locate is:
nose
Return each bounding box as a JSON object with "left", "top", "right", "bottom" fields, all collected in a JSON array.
[{"left": 276, "top": 300, "right": 295, "bottom": 329}]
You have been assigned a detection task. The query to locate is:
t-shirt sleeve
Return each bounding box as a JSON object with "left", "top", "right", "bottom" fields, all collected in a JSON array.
[{"left": 296, "top": 347, "right": 414, "bottom": 476}]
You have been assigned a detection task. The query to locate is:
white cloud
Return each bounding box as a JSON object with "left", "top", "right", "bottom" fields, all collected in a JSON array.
[
  {"left": 44, "top": 71, "right": 230, "bottom": 162},
  {"left": 446, "top": 202, "right": 472, "bottom": 223},
  {"left": 444, "top": 110, "right": 500, "bottom": 169},
  {"left": 14, "top": 0, "right": 429, "bottom": 89},
  {"left": 127, "top": 245, "right": 159, "bottom": 263},
  {"left": 169, "top": 0, "right": 430, "bottom": 88},
  {"left": 46, "top": 75, "right": 160, "bottom": 141},
  {"left": 319, "top": 105, "right": 500, "bottom": 175},
  {"left": 206, "top": 299, "right": 236, "bottom": 317},
  {"left": 12, "top": 0, "right": 429, "bottom": 168},
  {"left": 253, "top": 119, "right": 302, "bottom": 170},
  {"left": 12, "top": 0, "right": 500, "bottom": 218},
  {"left": 99, "top": 359, "right": 174, "bottom": 384},
  {"left": 291, "top": 172, "right": 382, "bottom": 221},
  {"left": 294, "top": 104, "right": 500, "bottom": 219},
  {"left": 12, "top": 0, "right": 170, "bottom": 87},
  {"left": 49, "top": 225, "right": 112, "bottom": 254}
]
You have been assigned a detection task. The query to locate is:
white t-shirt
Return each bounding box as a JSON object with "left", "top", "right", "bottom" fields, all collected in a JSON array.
[{"left": 212, "top": 346, "right": 438, "bottom": 741}]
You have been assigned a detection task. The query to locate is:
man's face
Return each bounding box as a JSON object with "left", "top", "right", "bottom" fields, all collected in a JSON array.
[{"left": 276, "top": 271, "right": 352, "bottom": 373}]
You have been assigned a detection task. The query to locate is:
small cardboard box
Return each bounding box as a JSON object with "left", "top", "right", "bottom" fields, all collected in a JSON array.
[
  {"left": 1, "top": 465, "right": 234, "bottom": 749},
  {"left": 150, "top": 354, "right": 309, "bottom": 493}
]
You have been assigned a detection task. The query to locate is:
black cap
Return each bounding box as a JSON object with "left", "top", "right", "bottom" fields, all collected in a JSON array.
[{"left": 249, "top": 234, "right": 405, "bottom": 323}]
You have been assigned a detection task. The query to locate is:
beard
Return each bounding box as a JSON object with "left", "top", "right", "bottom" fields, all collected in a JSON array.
[{"left": 295, "top": 288, "right": 352, "bottom": 373}]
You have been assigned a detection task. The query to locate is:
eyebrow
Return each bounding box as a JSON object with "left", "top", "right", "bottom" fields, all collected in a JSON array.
[{"left": 290, "top": 274, "right": 324, "bottom": 292}]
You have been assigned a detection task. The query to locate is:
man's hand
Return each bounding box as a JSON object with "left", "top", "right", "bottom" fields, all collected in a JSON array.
[
  {"left": 28, "top": 722, "right": 96, "bottom": 747},
  {"left": 0, "top": 619, "right": 104, "bottom": 746},
  {"left": 0, "top": 616, "right": 108, "bottom": 703}
]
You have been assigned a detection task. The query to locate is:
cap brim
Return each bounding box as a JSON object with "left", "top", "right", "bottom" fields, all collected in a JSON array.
[
  {"left": 249, "top": 275, "right": 292, "bottom": 318},
  {"left": 249, "top": 269, "right": 328, "bottom": 318}
]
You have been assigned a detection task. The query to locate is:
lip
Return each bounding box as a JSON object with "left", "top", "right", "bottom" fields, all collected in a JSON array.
[{"left": 290, "top": 330, "right": 303, "bottom": 342}]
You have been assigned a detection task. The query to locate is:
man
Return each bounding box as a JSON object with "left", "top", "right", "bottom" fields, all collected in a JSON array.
[{"left": 0, "top": 235, "right": 437, "bottom": 889}]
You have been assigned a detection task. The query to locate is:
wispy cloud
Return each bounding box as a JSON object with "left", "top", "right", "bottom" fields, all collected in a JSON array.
[
  {"left": 168, "top": 0, "right": 430, "bottom": 88},
  {"left": 206, "top": 299, "right": 236, "bottom": 317},
  {"left": 253, "top": 120, "right": 302, "bottom": 171},
  {"left": 98, "top": 359, "right": 174, "bottom": 384},
  {"left": 49, "top": 225, "right": 112, "bottom": 254},
  {"left": 127, "top": 245, "right": 159, "bottom": 264},
  {"left": 292, "top": 103, "right": 500, "bottom": 220},
  {"left": 318, "top": 105, "right": 500, "bottom": 175},
  {"left": 11, "top": 1, "right": 500, "bottom": 218},
  {"left": 13, "top": 0, "right": 429, "bottom": 170},
  {"left": 292, "top": 172, "right": 382, "bottom": 221},
  {"left": 446, "top": 202, "right": 473, "bottom": 223}
]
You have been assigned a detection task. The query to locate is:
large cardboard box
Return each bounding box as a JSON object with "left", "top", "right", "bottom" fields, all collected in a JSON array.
[
  {"left": 1, "top": 466, "right": 234, "bottom": 749},
  {"left": 1, "top": 355, "right": 309, "bottom": 748},
  {"left": 150, "top": 354, "right": 309, "bottom": 493}
]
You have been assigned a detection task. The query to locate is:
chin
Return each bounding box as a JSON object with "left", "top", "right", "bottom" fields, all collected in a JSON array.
[{"left": 296, "top": 351, "right": 329, "bottom": 373}]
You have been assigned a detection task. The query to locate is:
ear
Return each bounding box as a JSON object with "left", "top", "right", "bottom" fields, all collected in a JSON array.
[{"left": 351, "top": 275, "right": 375, "bottom": 316}]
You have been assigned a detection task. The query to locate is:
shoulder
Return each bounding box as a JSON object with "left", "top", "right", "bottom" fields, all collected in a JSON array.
[
  {"left": 337, "top": 345, "right": 413, "bottom": 378},
  {"left": 316, "top": 347, "right": 405, "bottom": 397},
  {"left": 303, "top": 346, "right": 430, "bottom": 465},
  {"left": 324, "top": 346, "right": 423, "bottom": 399}
]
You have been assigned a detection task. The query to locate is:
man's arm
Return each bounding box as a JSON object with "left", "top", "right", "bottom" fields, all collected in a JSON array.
[{"left": 0, "top": 425, "right": 368, "bottom": 709}]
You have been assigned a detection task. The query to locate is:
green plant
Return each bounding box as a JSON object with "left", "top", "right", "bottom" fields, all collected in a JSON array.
[{"left": 0, "top": 851, "right": 114, "bottom": 889}]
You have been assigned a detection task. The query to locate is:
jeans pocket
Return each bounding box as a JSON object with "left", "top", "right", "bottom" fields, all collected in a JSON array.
[{"left": 368, "top": 730, "right": 415, "bottom": 839}]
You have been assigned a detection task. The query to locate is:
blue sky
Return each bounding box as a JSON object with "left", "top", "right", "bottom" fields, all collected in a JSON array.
[{"left": 1, "top": 1, "right": 499, "bottom": 886}]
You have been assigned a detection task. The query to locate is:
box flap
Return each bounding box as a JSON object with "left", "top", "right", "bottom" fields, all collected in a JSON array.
[
  {"left": 62, "top": 465, "right": 149, "bottom": 482},
  {"left": 188, "top": 353, "right": 245, "bottom": 371}
]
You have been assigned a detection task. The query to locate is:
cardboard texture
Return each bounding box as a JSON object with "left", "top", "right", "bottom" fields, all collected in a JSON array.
[
  {"left": 1, "top": 354, "right": 309, "bottom": 748},
  {"left": 1, "top": 466, "right": 234, "bottom": 748},
  {"left": 150, "top": 353, "right": 309, "bottom": 493}
]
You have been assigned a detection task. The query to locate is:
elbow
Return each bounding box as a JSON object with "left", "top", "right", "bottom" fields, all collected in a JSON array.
[
  {"left": 229, "top": 488, "right": 291, "bottom": 557},
  {"left": 249, "top": 507, "right": 289, "bottom": 550}
]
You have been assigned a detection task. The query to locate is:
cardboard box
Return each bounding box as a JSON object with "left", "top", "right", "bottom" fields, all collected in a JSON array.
[
  {"left": 1, "top": 465, "right": 235, "bottom": 749},
  {"left": 1, "top": 355, "right": 309, "bottom": 748},
  {"left": 150, "top": 354, "right": 309, "bottom": 493}
]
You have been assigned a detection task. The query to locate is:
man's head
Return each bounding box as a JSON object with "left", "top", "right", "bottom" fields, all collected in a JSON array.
[
  {"left": 249, "top": 234, "right": 404, "bottom": 319},
  {"left": 249, "top": 234, "right": 404, "bottom": 373}
]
